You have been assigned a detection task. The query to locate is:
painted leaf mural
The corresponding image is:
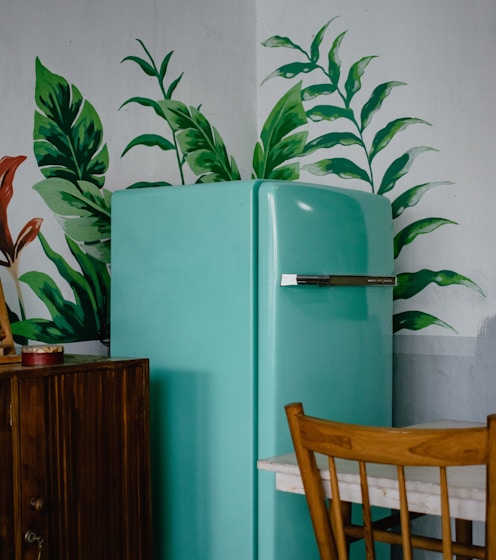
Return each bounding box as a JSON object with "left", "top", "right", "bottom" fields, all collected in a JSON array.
[
  {"left": 8, "top": 59, "right": 111, "bottom": 345},
  {"left": 260, "top": 18, "right": 484, "bottom": 332},
  {"left": 120, "top": 40, "right": 241, "bottom": 186},
  {"left": 34, "top": 58, "right": 108, "bottom": 188},
  {"left": 0, "top": 17, "right": 484, "bottom": 345},
  {"left": 252, "top": 81, "right": 308, "bottom": 180}
]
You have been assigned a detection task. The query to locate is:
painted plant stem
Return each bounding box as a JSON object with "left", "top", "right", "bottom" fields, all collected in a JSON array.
[
  {"left": 123, "top": 40, "right": 185, "bottom": 185},
  {"left": 120, "top": 41, "right": 185, "bottom": 186}
]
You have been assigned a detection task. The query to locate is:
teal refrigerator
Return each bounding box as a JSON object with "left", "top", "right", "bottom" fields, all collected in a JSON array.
[{"left": 110, "top": 180, "right": 394, "bottom": 560}]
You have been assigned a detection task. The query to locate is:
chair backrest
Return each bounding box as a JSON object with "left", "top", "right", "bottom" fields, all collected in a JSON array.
[{"left": 285, "top": 402, "right": 496, "bottom": 560}]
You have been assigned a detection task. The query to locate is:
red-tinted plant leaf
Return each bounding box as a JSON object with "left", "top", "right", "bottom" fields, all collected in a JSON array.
[
  {"left": 0, "top": 155, "right": 27, "bottom": 263},
  {"left": 14, "top": 218, "right": 43, "bottom": 260}
]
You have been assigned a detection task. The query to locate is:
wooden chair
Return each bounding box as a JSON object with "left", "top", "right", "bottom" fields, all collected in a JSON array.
[{"left": 285, "top": 402, "right": 496, "bottom": 560}]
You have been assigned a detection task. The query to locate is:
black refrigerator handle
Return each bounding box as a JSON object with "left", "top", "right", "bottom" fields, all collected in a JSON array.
[{"left": 280, "top": 274, "right": 396, "bottom": 287}]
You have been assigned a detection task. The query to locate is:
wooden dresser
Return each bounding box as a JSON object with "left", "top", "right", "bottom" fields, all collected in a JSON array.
[{"left": 0, "top": 355, "right": 151, "bottom": 560}]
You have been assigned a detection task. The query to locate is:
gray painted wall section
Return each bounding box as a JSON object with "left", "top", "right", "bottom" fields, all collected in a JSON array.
[{"left": 394, "top": 324, "right": 496, "bottom": 427}]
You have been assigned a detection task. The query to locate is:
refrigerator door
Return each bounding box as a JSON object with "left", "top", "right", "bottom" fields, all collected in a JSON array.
[
  {"left": 111, "top": 181, "right": 260, "bottom": 560},
  {"left": 256, "top": 181, "right": 394, "bottom": 559}
]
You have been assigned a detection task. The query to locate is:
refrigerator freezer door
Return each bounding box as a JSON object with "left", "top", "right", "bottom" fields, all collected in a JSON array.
[{"left": 257, "top": 181, "right": 394, "bottom": 559}]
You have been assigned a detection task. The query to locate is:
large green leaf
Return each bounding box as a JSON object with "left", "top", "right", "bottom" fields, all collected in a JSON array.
[
  {"left": 159, "top": 100, "right": 241, "bottom": 183},
  {"left": 11, "top": 317, "right": 73, "bottom": 343},
  {"left": 33, "top": 58, "right": 108, "bottom": 188},
  {"left": 253, "top": 82, "right": 308, "bottom": 179},
  {"left": 33, "top": 177, "right": 111, "bottom": 263},
  {"left": 378, "top": 146, "right": 436, "bottom": 195},
  {"left": 11, "top": 232, "right": 109, "bottom": 343},
  {"left": 394, "top": 218, "right": 457, "bottom": 258},
  {"left": 393, "top": 311, "right": 456, "bottom": 333},
  {"left": 267, "top": 162, "right": 300, "bottom": 181},
  {"left": 15, "top": 271, "right": 85, "bottom": 334},
  {"left": 302, "top": 157, "right": 370, "bottom": 183},
  {"left": 391, "top": 181, "right": 454, "bottom": 218},
  {"left": 66, "top": 235, "right": 110, "bottom": 340},
  {"left": 370, "top": 118, "right": 430, "bottom": 161},
  {"left": 394, "top": 269, "right": 485, "bottom": 300},
  {"left": 159, "top": 100, "right": 240, "bottom": 183},
  {"left": 264, "top": 132, "right": 308, "bottom": 174},
  {"left": 360, "top": 81, "right": 405, "bottom": 131}
]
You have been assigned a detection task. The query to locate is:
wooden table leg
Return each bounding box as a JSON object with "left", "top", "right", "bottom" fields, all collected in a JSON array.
[{"left": 455, "top": 518, "right": 473, "bottom": 560}]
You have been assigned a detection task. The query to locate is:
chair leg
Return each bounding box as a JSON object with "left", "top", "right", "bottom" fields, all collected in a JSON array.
[{"left": 455, "top": 518, "right": 473, "bottom": 560}]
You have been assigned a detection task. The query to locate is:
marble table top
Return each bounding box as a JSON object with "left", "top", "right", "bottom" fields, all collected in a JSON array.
[{"left": 257, "top": 419, "right": 486, "bottom": 522}]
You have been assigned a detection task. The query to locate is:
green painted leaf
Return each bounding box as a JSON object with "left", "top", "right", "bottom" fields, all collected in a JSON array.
[
  {"left": 121, "top": 133, "right": 175, "bottom": 157},
  {"left": 262, "top": 62, "right": 316, "bottom": 84},
  {"left": 253, "top": 82, "right": 307, "bottom": 178},
  {"left": 378, "top": 146, "right": 436, "bottom": 194},
  {"left": 13, "top": 232, "right": 110, "bottom": 343},
  {"left": 166, "top": 72, "right": 184, "bottom": 99},
  {"left": 394, "top": 269, "right": 485, "bottom": 300},
  {"left": 266, "top": 162, "right": 300, "bottom": 181},
  {"left": 159, "top": 50, "right": 174, "bottom": 83},
  {"left": 16, "top": 233, "right": 110, "bottom": 343},
  {"left": 33, "top": 177, "right": 111, "bottom": 263},
  {"left": 328, "top": 31, "right": 347, "bottom": 86},
  {"left": 310, "top": 19, "right": 333, "bottom": 62},
  {"left": 344, "top": 55, "right": 377, "bottom": 105},
  {"left": 370, "top": 118, "right": 430, "bottom": 161},
  {"left": 19, "top": 270, "right": 84, "bottom": 334},
  {"left": 304, "top": 132, "right": 363, "bottom": 155},
  {"left": 393, "top": 311, "right": 456, "bottom": 333},
  {"left": 391, "top": 181, "right": 454, "bottom": 218},
  {"left": 252, "top": 142, "right": 264, "bottom": 178},
  {"left": 34, "top": 178, "right": 110, "bottom": 218},
  {"left": 121, "top": 54, "right": 156, "bottom": 77},
  {"left": 264, "top": 132, "right": 308, "bottom": 173},
  {"left": 360, "top": 81, "right": 405, "bottom": 130},
  {"left": 119, "top": 96, "right": 166, "bottom": 119},
  {"left": 125, "top": 181, "right": 173, "bottom": 189},
  {"left": 394, "top": 218, "right": 457, "bottom": 258},
  {"left": 38, "top": 232, "right": 94, "bottom": 308},
  {"left": 261, "top": 35, "right": 305, "bottom": 52},
  {"left": 11, "top": 318, "right": 69, "bottom": 344},
  {"left": 160, "top": 100, "right": 241, "bottom": 182},
  {"left": 306, "top": 105, "right": 353, "bottom": 122},
  {"left": 302, "top": 84, "right": 337, "bottom": 100},
  {"left": 302, "top": 158, "right": 370, "bottom": 182},
  {"left": 66, "top": 235, "right": 110, "bottom": 339},
  {"left": 34, "top": 58, "right": 109, "bottom": 188}
]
